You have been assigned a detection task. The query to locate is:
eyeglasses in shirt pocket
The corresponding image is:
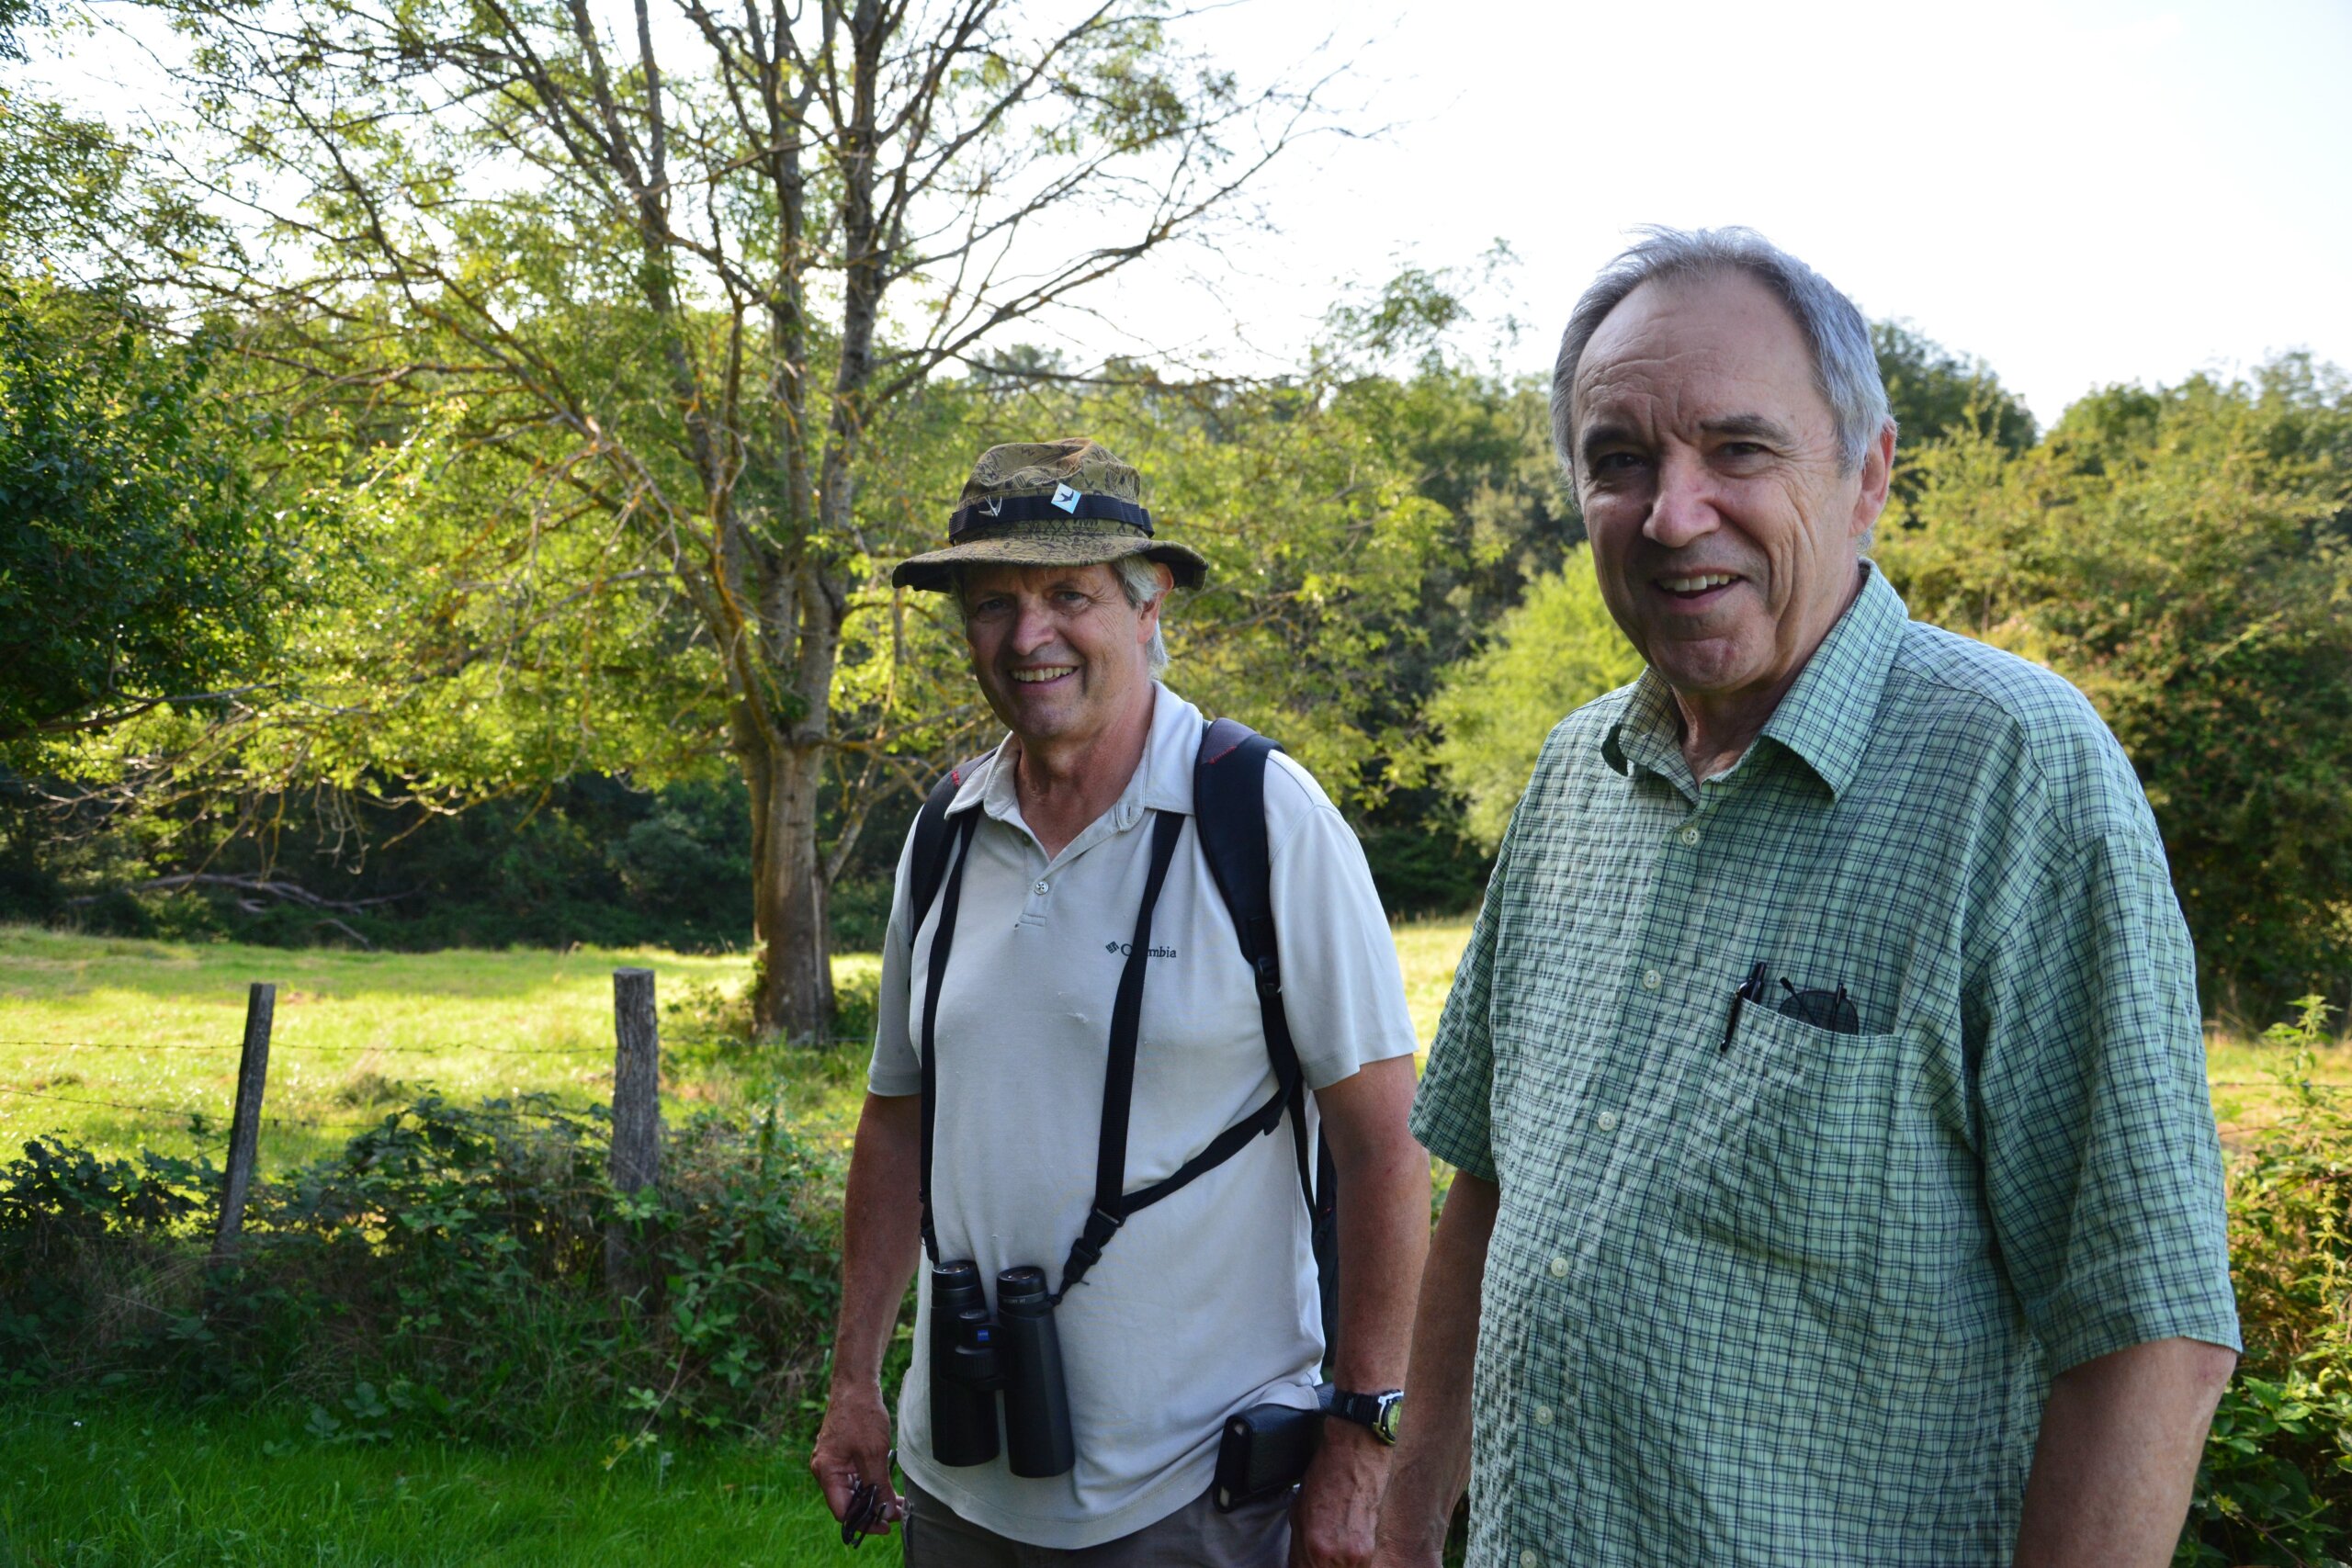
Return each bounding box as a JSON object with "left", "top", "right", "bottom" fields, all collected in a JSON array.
[{"left": 1671, "top": 1002, "right": 1907, "bottom": 1325}]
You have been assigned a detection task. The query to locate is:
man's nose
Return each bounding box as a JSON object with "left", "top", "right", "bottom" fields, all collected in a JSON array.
[
  {"left": 1010, "top": 599, "right": 1059, "bottom": 652},
  {"left": 1645, "top": 447, "right": 1721, "bottom": 549}
]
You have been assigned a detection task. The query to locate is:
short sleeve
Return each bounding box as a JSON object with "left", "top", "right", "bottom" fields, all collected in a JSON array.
[
  {"left": 866, "top": 818, "right": 922, "bottom": 1098},
  {"left": 1976, "top": 829, "right": 2241, "bottom": 1372},
  {"left": 1408, "top": 820, "right": 1511, "bottom": 1183},
  {"left": 1263, "top": 755, "right": 1419, "bottom": 1089}
]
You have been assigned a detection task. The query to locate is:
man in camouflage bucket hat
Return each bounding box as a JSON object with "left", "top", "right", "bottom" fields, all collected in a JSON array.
[{"left": 818, "top": 437, "right": 1430, "bottom": 1566}]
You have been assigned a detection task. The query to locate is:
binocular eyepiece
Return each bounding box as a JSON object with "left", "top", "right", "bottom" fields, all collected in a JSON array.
[{"left": 929, "top": 1259, "right": 1076, "bottom": 1478}]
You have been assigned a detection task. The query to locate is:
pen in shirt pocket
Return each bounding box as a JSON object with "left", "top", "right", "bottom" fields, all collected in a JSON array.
[{"left": 1721, "top": 960, "right": 1770, "bottom": 1052}]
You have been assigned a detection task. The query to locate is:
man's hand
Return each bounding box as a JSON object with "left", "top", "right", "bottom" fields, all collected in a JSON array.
[
  {"left": 1290, "top": 1418, "right": 1389, "bottom": 1568},
  {"left": 809, "top": 1382, "right": 902, "bottom": 1536},
  {"left": 812, "top": 1091, "right": 923, "bottom": 1538},
  {"left": 1369, "top": 1172, "right": 1498, "bottom": 1568}
]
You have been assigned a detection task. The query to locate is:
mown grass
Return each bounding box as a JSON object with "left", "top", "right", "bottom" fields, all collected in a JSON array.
[
  {"left": 0, "top": 925, "right": 883, "bottom": 1167},
  {"left": 0, "top": 921, "right": 1476, "bottom": 1169},
  {"left": 0, "top": 1397, "right": 884, "bottom": 1567}
]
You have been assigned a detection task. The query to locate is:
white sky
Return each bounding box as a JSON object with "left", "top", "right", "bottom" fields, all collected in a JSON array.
[
  {"left": 1094, "top": 0, "right": 2352, "bottom": 424},
  {"left": 19, "top": 0, "right": 2350, "bottom": 426}
]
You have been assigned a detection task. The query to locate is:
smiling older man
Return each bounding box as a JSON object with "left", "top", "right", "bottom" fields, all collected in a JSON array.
[
  {"left": 813, "top": 439, "right": 1429, "bottom": 1567},
  {"left": 1374, "top": 230, "right": 2240, "bottom": 1568}
]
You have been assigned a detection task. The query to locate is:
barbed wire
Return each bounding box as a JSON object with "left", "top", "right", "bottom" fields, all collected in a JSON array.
[
  {"left": 0, "top": 1038, "right": 609, "bottom": 1057},
  {"left": 0, "top": 1085, "right": 358, "bottom": 1131},
  {"left": 0, "top": 1084, "right": 609, "bottom": 1134}
]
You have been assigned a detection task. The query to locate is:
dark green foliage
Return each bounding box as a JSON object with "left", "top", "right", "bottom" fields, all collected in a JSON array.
[
  {"left": 0, "top": 282, "right": 280, "bottom": 750},
  {"left": 0, "top": 1095, "right": 855, "bottom": 1440},
  {"left": 1355, "top": 790, "right": 1493, "bottom": 917},
  {"left": 0, "top": 762, "right": 922, "bottom": 954},
  {"left": 1873, "top": 320, "right": 2038, "bottom": 494}
]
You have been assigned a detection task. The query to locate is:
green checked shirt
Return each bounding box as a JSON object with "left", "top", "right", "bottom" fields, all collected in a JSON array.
[{"left": 1411, "top": 563, "right": 2239, "bottom": 1567}]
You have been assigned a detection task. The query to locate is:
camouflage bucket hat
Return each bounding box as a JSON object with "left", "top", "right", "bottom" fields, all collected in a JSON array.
[{"left": 892, "top": 436, "right": 1208, "bottom": 593}]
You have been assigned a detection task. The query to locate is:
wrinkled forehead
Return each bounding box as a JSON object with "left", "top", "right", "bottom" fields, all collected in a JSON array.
[{"left": 1571, "top": 272, "right": 1826, "bottom": 437}]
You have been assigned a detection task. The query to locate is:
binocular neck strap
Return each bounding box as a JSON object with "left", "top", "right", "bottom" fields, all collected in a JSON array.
[
  {"left": 918, "top": 807, "right": 981, "bottom": 1266},
  {"left": 1054, "top": 807, "right": 1188, "bottom": 1301},
  {"left": 916, "top": 803, "right": 1250, "bottom": 1303}
]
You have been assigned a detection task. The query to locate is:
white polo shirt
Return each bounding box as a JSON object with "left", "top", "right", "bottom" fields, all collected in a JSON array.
[{"left": 868, "top": 683, "right": 1418, "bottom": 1549}]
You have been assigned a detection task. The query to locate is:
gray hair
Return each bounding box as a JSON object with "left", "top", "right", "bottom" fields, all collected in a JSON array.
[
  {"left": 943, "top": 555, "right": 1171, "bottom": 676},
  {"left": 1551, "top": 225, "right": 1894, "bottom": 476}
]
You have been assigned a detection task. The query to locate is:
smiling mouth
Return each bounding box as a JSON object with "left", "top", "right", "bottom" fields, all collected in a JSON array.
[
  {"left": 1012, "top": 666, "right": 1077, "bottom": 684},
  {"left": 1658, "top": 572, "right": 1740, "bottom": 599}
]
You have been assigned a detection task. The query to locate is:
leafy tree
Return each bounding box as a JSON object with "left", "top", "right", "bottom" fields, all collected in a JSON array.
[
  {"left": 0, "top": 282, "right": 281, "bottom": 754},
  {"left": 1873, "top": 320, "right": 2037, "bottom": 497},
  {"left": 153, "top": 0, "right": 1335, "bottom": 1035},
  {"left": 1880, "top": 356, "right": 2352, "bottom": 1010},
  {"left": 1424, "top": 546, "right": 1642, "bottom": 851}
]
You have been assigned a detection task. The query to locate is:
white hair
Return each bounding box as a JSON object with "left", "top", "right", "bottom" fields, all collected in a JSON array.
[
  {"left": 1552, "top": 225, "right": 1894, "bottom": 477},
  {"left": 943, "top": 555, "right": 1171, "bottom": 675}
]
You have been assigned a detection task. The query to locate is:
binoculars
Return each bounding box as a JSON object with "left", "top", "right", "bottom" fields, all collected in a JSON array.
[{"left": 929, "top": 1259, "right": 1076, "bottom": 1478}]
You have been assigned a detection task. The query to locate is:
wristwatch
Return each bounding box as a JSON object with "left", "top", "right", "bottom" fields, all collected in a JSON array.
[{"left": 1328, "top": 1387, "right": 1404, "bottom": 1446}]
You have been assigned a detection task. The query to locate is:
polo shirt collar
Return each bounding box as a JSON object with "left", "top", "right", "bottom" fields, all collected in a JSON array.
[
  {"left": 953, "top": 681, "right": 1201, "bottom": 832},
  {"left": 1602, "top": 560, "right": 1907, "bottom": 801}
]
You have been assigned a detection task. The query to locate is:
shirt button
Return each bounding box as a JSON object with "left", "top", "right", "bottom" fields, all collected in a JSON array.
[
  {"left": 1679, "top": 824, "right": 1701, "bottom": 847},
  {"left": 1548, "top": 1255, "right": 1568, "bottom": 1279},
  {"left": 1641, "top": 967, "right": 1661, "bottom": 990},
  {"left": 1596, "top": 1110, "right": 1619, "bottom": 1134},
  {"left": 1521, "top": 1551, "right": 1539, "bottom": 1568},
  {"left": 1532, "top": 1403, "right": 1555, "bottom": 1426},
  {"left": 1033, "top": 881, "right": 1049, "bottom": 897}
]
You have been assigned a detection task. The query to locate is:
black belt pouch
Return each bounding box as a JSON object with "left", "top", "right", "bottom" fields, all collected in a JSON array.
[{"left": 1212, "top": 1386, "right": 1332, "bottom": 1512}]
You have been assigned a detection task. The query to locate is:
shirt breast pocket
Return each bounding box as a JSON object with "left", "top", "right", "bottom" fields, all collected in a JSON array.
[{"left": 1671, "top": 1003, "right": 1906, "bottom": 1325}]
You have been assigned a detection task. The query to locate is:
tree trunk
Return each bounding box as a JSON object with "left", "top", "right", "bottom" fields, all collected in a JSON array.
[{"left": 746, "top": 732, "right": 835, "bottom": 1041}]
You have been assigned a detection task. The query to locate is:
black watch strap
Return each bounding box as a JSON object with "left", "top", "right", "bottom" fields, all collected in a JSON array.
[{"left": 1328, "top": 1387, "right": 1403, "bottom": 1444}]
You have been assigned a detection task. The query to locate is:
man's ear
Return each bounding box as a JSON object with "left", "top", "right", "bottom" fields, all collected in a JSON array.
[
  {"left": 1136, "top": 562, "right": 1173, "bottom": 641},
  {"left": 1849, "top": 420, "right": 1896, "bottom": 543}
]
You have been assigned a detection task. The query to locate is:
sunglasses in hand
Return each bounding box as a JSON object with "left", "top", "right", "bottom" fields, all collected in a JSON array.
[{"left": 840, "top": 1450, "right": 899, "bottom": 1550}]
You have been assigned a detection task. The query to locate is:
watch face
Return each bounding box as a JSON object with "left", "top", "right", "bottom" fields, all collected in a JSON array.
[{"left": 1374, "top": 1393, "right": 1403, "bottom": 1445}]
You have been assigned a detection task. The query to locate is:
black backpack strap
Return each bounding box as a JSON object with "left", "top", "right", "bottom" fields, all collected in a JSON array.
[
  {"left": 1193, "top": 716, "right": 1317, "bottom": 1213},
  {"left": 908, "top": 751, "right": 993, "bottom": 938},
  {"left": 910, "top": 750, "right": 990, "bottom": 1266},
  {"left": 1195, "top": 715, "right": 1340, "bottom": 1359},
  {"left": 915, "top": 807, "right": 980, "bottom": 1267}
]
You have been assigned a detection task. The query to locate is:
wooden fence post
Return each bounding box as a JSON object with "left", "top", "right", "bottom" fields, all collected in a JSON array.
[
  {"left": 210, "top": 981, "right": 276, "bottom": 1266},
  {"left": 606, "top": 967, "right": 662, "bottom": 1306}
]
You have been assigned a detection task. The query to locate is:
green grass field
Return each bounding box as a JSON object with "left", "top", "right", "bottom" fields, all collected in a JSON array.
[
  {"left": 0, "top": 925, "right": 884, "bottom": 1168},
  {"left": 0, "top": 920, "right": 1475, "bottom": 1170},
  {"left": 1, "top": 920, "right": 2338, "bottom": 1562}
]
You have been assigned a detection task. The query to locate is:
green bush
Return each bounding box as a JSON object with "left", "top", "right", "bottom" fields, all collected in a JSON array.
[
  {"left": 0, "top": 1093, "right": 857, "bottom": 1442},
  {"left": 2181, "top": 997, "right": 2352, "bottom": 1565}
]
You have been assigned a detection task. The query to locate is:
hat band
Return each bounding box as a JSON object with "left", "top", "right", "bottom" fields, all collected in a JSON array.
[{"left": 948, "top": 492, "right": 1153, "bottom": 538}]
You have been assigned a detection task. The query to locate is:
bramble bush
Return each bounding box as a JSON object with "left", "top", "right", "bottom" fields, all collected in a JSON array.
[{"left": 0, "top": 1093, "right": 864, "bottom": 1444}]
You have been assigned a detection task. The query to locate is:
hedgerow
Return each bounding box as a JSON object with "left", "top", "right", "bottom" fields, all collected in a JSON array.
[{"left": 0, "top": 1094, "right": 861, "bottom": 1445}]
